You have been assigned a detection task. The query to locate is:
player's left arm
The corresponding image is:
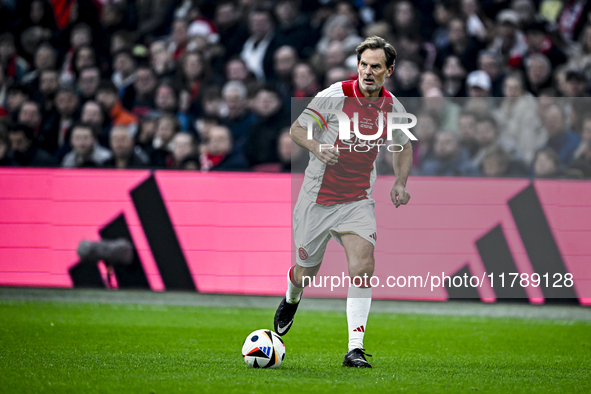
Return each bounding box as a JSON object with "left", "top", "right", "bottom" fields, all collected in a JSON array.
[{"left": 391, "top": 140, "right": 413, "bottom": 208}]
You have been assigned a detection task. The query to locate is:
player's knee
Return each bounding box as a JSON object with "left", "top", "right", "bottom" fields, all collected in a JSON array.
[
  {"left": 349, "top": 257, "right": 375, "bottom": 279},
  {"left": 296, "top": 263, "right": 321, "bottom": 287}
]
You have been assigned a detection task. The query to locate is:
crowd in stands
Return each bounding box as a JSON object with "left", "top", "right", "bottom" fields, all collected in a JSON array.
[{"left": 0, "top": 0, "right": 590, "bottom": 178}]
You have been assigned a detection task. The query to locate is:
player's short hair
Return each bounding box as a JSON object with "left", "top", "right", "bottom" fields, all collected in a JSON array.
[{"left": 356, "top": 36, "right": 397, "bottom": 69}]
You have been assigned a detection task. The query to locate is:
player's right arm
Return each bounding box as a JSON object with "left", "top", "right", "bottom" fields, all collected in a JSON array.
[{"left": 290, "top": 120, "right": 340, "bottom": 166}]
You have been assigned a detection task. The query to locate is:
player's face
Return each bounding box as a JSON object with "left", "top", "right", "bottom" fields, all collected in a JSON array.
[{"left": 357, "top": 49, "right": 393, "bottom": 97}]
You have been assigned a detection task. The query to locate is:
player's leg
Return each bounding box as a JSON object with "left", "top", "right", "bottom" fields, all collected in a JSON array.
[
  {"left": 286, "top": 263, "right": 321, "bottom": 303},
  {"left": 274, "top": 262, "right": 322, "bottom": 336},
  {"left": 341, "top": 233, "right": 374, "bottom": 367},
  {"left": 275, "top": 197, "right": 334, "bottom": 336}
]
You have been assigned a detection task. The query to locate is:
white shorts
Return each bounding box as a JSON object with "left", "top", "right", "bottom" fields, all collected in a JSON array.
[{"left": 293, "top": 195, "right": 377, "bottom": 267}]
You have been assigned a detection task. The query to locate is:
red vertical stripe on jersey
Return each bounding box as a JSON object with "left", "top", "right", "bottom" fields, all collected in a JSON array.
[{"left": 316, "top": 80, "right": 393, "bottom": 205}]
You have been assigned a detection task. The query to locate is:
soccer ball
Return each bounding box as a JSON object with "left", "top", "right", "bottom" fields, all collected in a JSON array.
[{"left": 242, "top": 329, "right": 285, "bottom": 368}]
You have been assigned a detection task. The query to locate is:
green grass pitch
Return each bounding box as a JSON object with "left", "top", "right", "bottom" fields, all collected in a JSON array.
[{"left": 0, "top": 299, "right": 589, "bottom": 393}]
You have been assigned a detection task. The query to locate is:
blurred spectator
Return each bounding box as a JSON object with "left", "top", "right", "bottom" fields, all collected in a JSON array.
[
  {"left": 136, "top": 111, "right": 159, "bottom": 153},
  {"left": 6, "top": 123, "right": 55, "bottom": 167},
  {"left": 245, "top": 86, "right": 290, "bottom": 167},
  {"left": 111, "top": 50, "right": 137, "bottom": 95},
  {"left": 214, "top": 1, "right": 249, "bottom": 63},
  {"left": 420, "top": 130, "right": 480, "bottom": 176},
  {"left": 533, "top": 147, "right": 562, "bottom": 177},
  {"left": 274, "top": 0, "right": 316, "bottom": 59},
  {"left": 46, "top": 86, "right": 80, "bottom": 157},
  {"left": 568, "top": 23, "right": 591, "bottom": 82},
  {"left": 478, "top": 50, "right": 506, "bottom": 97},
  {"left": 0, "top": 33, "right": 29, "bottom": 82},
  {"left": 171, "top": 131, "right": 197, "bottom": 168},
  {"left": 221, "top": 81, "right": 255, "bottom": 156},
  {"left": 5, "top": 84, "right": 31, "bottom": 118},
  {"left": 78, "top": 66, "right": 101, "bottom": 102},
  {"left": 325, "top": 66, "right": 352, "bottom": 88},
  {"left": 571, "top": 114, "right": 591, "bottom": 176},
  {"left": 395, "top": 32, "right": 437, "bottom": 71},
  {"left": 432, "top": 0, "right": 455, "bottom": 50},
  {"left": 393, "top": 59, "right": 421, "bottom": 97},
  {"left": 384, "top": 1, "right": 421, "bottom": 38},
  {"left": 276, "top": 127, "right": 307, "bottom": 173},
  {"left": 17, "top": 101, "right": 42, "bottom": 134},
  {"left": 422, "top": 87, "right": 461, "bottom": 132},
  {"left": 542, "top": 104, "right": 582, "bottom": 166},
  {"left": 472, "top": 115, "right": 521, "bottom": 168},
  {"left": 458, "top": 111, "right": 479, "bottom": 157},
  {"left": 465, "top": 70, "right": 491, "bottom": 97},
  {"left": 412, "top": 111, "right": 438, "bottom": 172},
  {"left": 272, "top": 45, "right": 298, "bottom": 100},
  {"left": 489, "top": 10, "right": 528, "bottom": 67},
  {"left": 460, "top": 0, "right": 491, "bottom": 42},
  {"left": 480, "top": 144, "right": 527, "bottom": 177},
  {"left": 22, "top": 44, "right": 58, "bottom": 93},
  {"left": 0, "top": 123, "right": 8, "bottom": 165},
  {"left": 292, "top": 62, "right": 320, "bottom": 97},
  {"left": 80, "top": 100, "right": 110, "bottom": 147},
  {"left": 35, "top": 69, "right": 60, "bottom": 113},
  {"left": 199, "top": 85, "right": 223, "bottom": 118},
  {"left": 463, "top": 70, "right": 497, "bottom": 116},
  {"left": 62, "top": 123, "right": 112, "bottom": 168},
  {"left": 315, "top": 15, "right": 362, "bottom": 58},
  {"left": 564, "top": 68, "right": 590, "bottom": 97},
  {"left": 153, "top": 81, "right": 192, "bottom": 131},
  {"left": 442, "top": 55, "right": 467, "bottom": 97},
  {"left": 169, "top": 18, "right": 190, "bottom": 61},
  {"left": 150, "top": 40, "right": 176, "bottom": 80},
  {"left": 124, "top": 65, "right": 157, "bottom": 116},
  {"left": 512, "top": 0, "right": 537, "bottom": 28},
  {"left": 224, "top": 57, "right": 258, "bottom": 90},
  {"left": 518, "top": 21, "right": 567, "bottom": 70},
  {"left": 59, "top": 23, "right": 93, "bottom": 84},
  {"left": 495, "top": 72, "right": 544, "bottom": 164},
  {"left": 418, "top": 70, "right": 443, "bottom": 97},
  {"left": 241, "top": 7, "right": 284, "bottom": 81},
  {"left": 179, "top": 51, "right": 208, "bottom": 111},
  {"left": 134, "top": 0, "right": 179, "bottom": 42},
  {"left": 524, "top": 53, "right": 553, "bottom": 96},
  {"left": 96, "top": 81, "right": 138, "bottom": 132},
  {"left": 200, "top": 124, "right": 248, "bottom": 171},
  {"left": 73, "top": 46, "right": 98, "bottom": 78},
  {"left": 436, "top": 17, "right": 485, "bottom": 72},
  {"left": 104, "top": 125, "right": 149, "bottom": 169},
  {"left": 556, "top": 0, "right": 591, "bottom": 43},
  {"left": 311, "top": 40, "right": 346, "bottom": 78},
  {"left": 150, "top": 113, "right": 180, "bottom": 167}
]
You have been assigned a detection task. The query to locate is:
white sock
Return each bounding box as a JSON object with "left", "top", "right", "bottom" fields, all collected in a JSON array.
[
  {"left": 285, "top": 266, "right": 304, "bottom": 304},
  {"left": 347, "top": 285, "right": 372, "bottom": 351}
]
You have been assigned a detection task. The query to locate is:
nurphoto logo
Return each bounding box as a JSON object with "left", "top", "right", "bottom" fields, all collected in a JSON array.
[{"left": 303, "top": 107, "right": 418, "bottom": 153}]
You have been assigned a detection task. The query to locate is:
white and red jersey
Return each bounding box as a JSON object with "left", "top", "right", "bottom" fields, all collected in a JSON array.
[{"left": 297, "top": 79, "right": 409, "bottom": 205}]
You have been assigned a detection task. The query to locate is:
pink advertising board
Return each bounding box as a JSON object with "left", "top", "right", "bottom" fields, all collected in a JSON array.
[{"left": 0, "top": 168, "right": 589, "bottom": 304}]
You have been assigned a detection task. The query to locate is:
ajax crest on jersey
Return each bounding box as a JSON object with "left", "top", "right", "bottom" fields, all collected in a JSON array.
[{"left": 242, "top": 329, "right": 286, "bottom": 368}]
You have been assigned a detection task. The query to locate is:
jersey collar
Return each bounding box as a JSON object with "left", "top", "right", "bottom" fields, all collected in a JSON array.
[{"left": 352, "top": 79, "right": 391, "bottom": 109}]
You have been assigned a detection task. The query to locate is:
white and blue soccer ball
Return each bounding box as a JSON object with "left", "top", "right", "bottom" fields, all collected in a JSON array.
[{"left": 242, "top": 329, "right": 285, "bottom": 369}]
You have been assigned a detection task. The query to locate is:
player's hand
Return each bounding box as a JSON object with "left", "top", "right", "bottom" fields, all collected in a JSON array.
[
  {"left": 315, "top": 145, "right": 340, "bottom": 166},
  {"left": 391, "top": 183, "right": 410, "bottom": 208}
]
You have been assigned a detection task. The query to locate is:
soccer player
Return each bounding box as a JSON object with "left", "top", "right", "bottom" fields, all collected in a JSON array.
[{"left": 274, "top": 36, "right": 413, "bottom": 368}]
